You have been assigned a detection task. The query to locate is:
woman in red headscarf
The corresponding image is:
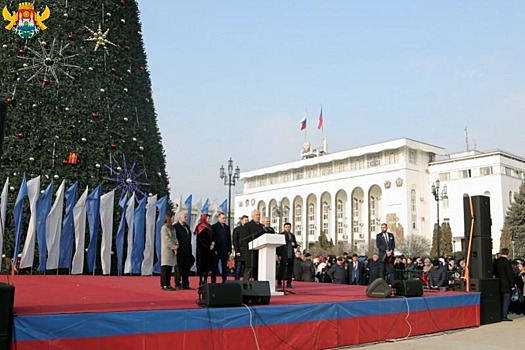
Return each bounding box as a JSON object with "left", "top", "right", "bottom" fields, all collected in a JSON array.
[{"left": 195, "top": 214, "right": 217, "bottom": 285}]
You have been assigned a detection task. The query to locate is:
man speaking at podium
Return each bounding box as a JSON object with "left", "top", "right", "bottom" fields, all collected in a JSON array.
[{"left": 243, "top": 209, "right": 265, "bottom": 281}]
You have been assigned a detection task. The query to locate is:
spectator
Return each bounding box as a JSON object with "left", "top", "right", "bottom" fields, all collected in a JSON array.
[
  {"left": 428, "top": 259, "right": 448, "bottom": 289},
  {"left": 328, "top": 257, "right": 347, "bottom": 284},
  {"left": 367, "top": 254, "right": 381, "bottom": 284},
  {"left": 293, "top": 251, "right": 304, "bottom": 282},
  {"left": 300, "top": 253, "right": 316, "bottom": 282}
]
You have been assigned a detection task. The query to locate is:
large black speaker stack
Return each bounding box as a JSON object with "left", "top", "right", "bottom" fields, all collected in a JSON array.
[
  {"left": 463, "top": 195, "right": 493, "bottom": 279},
  {"left": 233, "top": 280, "right": 271, "bottom": 305},
  {"left": 0, "top": 283, "right": 15, "bottom": 350},
  {"left": 463, "top": 195, "right": 501, "bottom": 324}
]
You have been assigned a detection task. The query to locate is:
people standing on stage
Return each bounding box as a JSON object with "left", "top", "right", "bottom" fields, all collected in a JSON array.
[
  {"left": 300, "top": 253, "right": 316, "bottom": 282},
  {"left": 376, "top": 223, "right": 395, "bottom": 284},
  {"left": 160, "top": 213, "right": 178, "bottom": 291},
  {"left": 328, "top": 256, "right": 347, "bottom": 284},
  {"left": 348, "top": 253, "right": 364, "bottom": 285},
  {"left": 211, "top": 212, "right": 232, "bottom": 283},
  {"left": 243, "top": 209, "right": 265, "bottom": 281},
  {"left": 262, "top": 216, "right": 275, "bottom": 233},
  {"left": 494, "top": 248, "right": 516, "bottom": 321},
  {"left": 276, "top": 222, "right": 298, "bottom": 289},
  {"left": 233, "top": 215, "right": 249, "bottom": 280},
  {"left": 195, "top": 214, "right": 217, "bottom": 286},
  {"left": 173, "top": 211, "right": 194, "bottom": 290},
  {"left": 293, "top": 250, "right": 304, "bottom": 282}
]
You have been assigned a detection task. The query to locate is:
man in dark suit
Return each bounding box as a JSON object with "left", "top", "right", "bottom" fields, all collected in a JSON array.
[
  {"left": 494, "top": 247, "right": 516, "bottom": 321},
  {"left": 376, "top": 223, "right": 395, "bottom": 283},
  {"left": 367, "top": 253, "right": 381, "bottom": 284},
  {"left": 211, "top": 212, "right": 232, "bottom": 283},
  {"left": 242, "top": 209, "right": 265, "bottom": 280},
  {"left": 348, "top": 254, "right": 364, "bottom": 285},
  {"left": 276, "top": 222, "right": 298, "bottom": 288},
  {"left": 232, "top": 215, "right": 249, "bottom": 280},
  {"left": 173, "top": 211, "right": 193, "bottom": 289}
]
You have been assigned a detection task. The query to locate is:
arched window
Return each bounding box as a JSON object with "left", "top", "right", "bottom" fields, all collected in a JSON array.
[
  {"left": 411, "top": 189, "right": 417, "bottom": 229},
  {"left": 271, "top": 206, "right": 277, "bottom": 230},
  {"left": 337, "top": 200, "right": 344, "bottom": 236},
  {"left": 308, "top": 203, "right": 315, "bottom": 236},
  {"left": 322, "top": 201, "right": 329, "bottom": 235},
  {"left": 283, "top": 205, "right": 290, "bottom": 225},
  {"left": 294, "top": 204, "right": 302, "bottom": 236}
]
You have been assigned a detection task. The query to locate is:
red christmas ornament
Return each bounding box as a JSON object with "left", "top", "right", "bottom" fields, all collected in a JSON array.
[
  {"left": 67, "top": 33, "right": 75, "bottom": 40},
  {"left": 110, "top": 67, "right": 117, "bottom": 73},
  {"left": 123, "top": 45, "right": 130, "bottom": 51},
  {"left": 119, "top": 0, "right": 126, "bottom": 4},
  {"left": 110, "top": 143, "right": 118, "bottom": 150},
  {"left": 17, "top": 131, "right": 25, "bottom": 139},
  {"left": 139, "top": 66, "right": 145, "bottom": 71},
  {"left": 62, "top": 159, "right": 69, "bottom": 165},
  {"left": 91, "top": 111, "right": 99, "bottom": 119},
  {"left": 68, "top": 152, "right": 79, "bottom": 165},
  {"left": 43, "top": 78, "right": 50, "bottom": 85},
  {"left": 17, "top": 48, "right": 25, "bottom": 56},
  {"left": 6, "top": 97, "right": 14, "bottom": 104}
]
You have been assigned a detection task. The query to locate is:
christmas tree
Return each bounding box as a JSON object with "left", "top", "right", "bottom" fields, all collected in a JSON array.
[{"left": 0, "top": 1, "right": 168, "bottom": 269}]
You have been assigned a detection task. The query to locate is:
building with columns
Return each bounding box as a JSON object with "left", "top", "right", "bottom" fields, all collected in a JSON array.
[{"left": 234, "top": 138, "right": 525, "bottom": 255}]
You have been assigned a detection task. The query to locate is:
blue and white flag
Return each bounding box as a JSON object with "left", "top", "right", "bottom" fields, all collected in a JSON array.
[
  {"left": 13, "top": 175, "right": 28, "bottom": 261},
  {"left": 71, "top": 187, "right": 88, "bottom": 274},
  {"left": 100, "top": 190, "right": 115, "bottom": 275},
  {"left": 86, "top": 185, "right": 101, "bottom": 273},
  {"left": 153, "top": 195, "right": 167, "bottom": 274},
  {"left": 0, "top": 178, "right": 8, "bottom": 266},
  {"left": 20, "top": 176, "right": 41, "bottom": 269},
  {"left": 131, "top": 196, "right": 147, "bottom": 274},
  {"left": 59, "top": 182, "right": 78, "bottom": 269},
  {"left": 36, "top": 182, "right": 53, "bottom": 271},
  {"left": 116, "top": 194, "right": 128, "bottom": 276},
  {"left": 46, "top": 180, "right": 66, "bottom": 270}
]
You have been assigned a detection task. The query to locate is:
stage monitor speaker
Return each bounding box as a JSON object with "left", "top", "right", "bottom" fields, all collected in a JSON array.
[
  {"left": 0, "top": 101, "right": 6, "bottom": 161},
  {"left": 464, "top": 236, "right": 493, "bottom": 279},
  {"left": 393, "top": 280, "right": 423, "bottom": 297},
  {"left": 197, "top": 283, "right": 242, "bottom": 308},
  {"left": 227, "top": 281, "right": 271, "bottom": 305},
  {"left": 366, "top": 278, "right": 391, "bottom": 298},
  {"left": 0, "top": 283, "right": 14, "bottom": 350},
  {"left": 463, "top": 195, "right": 492, "bottom": 238}
]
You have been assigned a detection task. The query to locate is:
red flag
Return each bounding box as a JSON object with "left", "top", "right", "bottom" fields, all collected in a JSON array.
[{"left": 317, "top": 107, "right": 323, "bottom": 130}]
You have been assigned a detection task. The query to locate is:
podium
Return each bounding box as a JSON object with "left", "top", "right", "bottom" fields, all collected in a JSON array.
[{"left": 249, "top": 233, "right": 285, "bottom": 295}]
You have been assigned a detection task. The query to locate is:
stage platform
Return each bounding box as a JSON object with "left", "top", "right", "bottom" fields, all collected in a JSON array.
[{"left": 9, "top": 275, "right": 480, "bottom": 349}]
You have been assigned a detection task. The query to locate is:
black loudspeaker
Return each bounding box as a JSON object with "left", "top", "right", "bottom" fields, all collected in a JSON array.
[
  {"left": 0, "top": 101, "right": 6, "bottom": 160},
  {"left": 463, "top": 195, "right": 492, "bottom": 238},
  {"left": 393, "top": 280, "right": 423, "bottom": 297},
  {"left": 0, "top": 283, "right": 15, "bottom": 350},
  {"left": 228, "top": 281, "right": 271, "bottom": 305},
  {"left": 465, "top": 236, "right": 493, "bottom": 279},
  {"left": 469, "top": 278, "right": 501, "bottom": 325},
  {"left": 366, "top": 278, "right": 391, "bottom": 298},
  {"left": 197, "top": 283, "right": 243, "bottom": 307}
]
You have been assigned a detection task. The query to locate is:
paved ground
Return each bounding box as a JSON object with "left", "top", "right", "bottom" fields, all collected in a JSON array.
[{"left": 338, "top": 313, "right": 523, "bottom": 350}]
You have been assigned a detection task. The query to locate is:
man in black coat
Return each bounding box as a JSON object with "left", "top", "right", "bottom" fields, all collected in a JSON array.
[
  {"left": 300, "top": 253, "right": 316, "bottom": 282},
  {"left": 428, "top": 259, "right": 447, "bottom": 288},
  {"left": 232, "top": 215, "right": 249, "bottom": 280},
  {"left": 211, "top": 212, "right": 232, "bottom": 283},
  {"left": 242, "top": 209, "right": 265, "bottom": 280},
  {"left": 173, "top": 211, "right": 194, "bottom": 289},
  {"left": 376, "top": 223, "right": 395, "bottom": 282},
  {"left": 276, "top": 222, "right": 298, "bottom": 288},
  {"left": 494, "top": 247, "right": 516, "bottom": 321},
  {"left": 367, "top": 253, "right": 381, "bottom": 285}
]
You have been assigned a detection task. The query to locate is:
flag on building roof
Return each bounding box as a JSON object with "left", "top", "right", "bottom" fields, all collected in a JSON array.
[
  {"left": 318, "top": 106, "right": 324, "bottom": 130},
  {"left": 300, "top": 115, "right": 307, "bottom": 131}
]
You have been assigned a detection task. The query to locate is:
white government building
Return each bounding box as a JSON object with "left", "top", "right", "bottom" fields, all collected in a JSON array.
[{"left": 234, "top": 138, "right": 525, "bottom": 255}]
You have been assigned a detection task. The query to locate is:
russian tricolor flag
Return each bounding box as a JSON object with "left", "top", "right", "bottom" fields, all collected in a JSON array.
[{"left": 300, "top": 115, "right": 307, "bottom": 131}]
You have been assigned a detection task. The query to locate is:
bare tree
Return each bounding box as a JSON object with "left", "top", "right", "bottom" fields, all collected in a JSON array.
[{"left": 397, "top": 234, "right": 431, "bottom": 258}]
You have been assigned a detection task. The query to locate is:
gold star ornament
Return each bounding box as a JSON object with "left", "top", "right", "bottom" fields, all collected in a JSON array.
[{"left": 85, "top": 24, "right": 117, "bottom": 53}]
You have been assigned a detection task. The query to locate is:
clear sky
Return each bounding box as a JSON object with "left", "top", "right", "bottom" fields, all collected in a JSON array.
[{"left": 137, "top": 1, "right": 525, "bottom": 203}]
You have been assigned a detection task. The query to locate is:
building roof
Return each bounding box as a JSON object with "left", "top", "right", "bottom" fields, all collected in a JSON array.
[
  {"left": 430, "top": 149, "right": 525, "bottom": 166},
  {"left": 241, "top": 137, "right": 444, "bottom": 179}
]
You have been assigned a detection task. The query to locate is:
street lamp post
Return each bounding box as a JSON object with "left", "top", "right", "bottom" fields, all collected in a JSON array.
[
  {"left": 219, "top": 158, "right": 240, "bottom": 228},
  {"left": 431, "top": 179, "right": 447, "bottom": 258}
]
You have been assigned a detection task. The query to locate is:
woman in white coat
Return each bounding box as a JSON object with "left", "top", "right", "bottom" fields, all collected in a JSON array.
[{"left": 160, "top": 213, "right": 178, "bottom": 290}]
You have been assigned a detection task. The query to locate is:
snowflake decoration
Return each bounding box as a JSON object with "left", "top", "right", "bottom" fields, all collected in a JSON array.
[
  {"left": 18, "top": 38, "right": 80, "bottom": 85},
  {"left": 105, "top": 154, "right": 149, "bottom": 200},
  {"left": 85, "top": 24, "right": 117, "bottom": 53}
]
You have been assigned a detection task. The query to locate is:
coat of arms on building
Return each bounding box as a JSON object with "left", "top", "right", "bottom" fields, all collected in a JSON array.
[
  {"left": 384, "top": 180, "right": 391, "bottom": 189},
  {"left": 396, "top": 177, "right": 403, "bottom": 187},
  {"left": 3, "top": 2, "right": 51, "bottom": 39}
]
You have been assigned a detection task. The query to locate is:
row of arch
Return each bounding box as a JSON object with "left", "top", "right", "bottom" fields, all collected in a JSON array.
[{"left": 254, "top": 185, "right": 388, "bottom": 252}]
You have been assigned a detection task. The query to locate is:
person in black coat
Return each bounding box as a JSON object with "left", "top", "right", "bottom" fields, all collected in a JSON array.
[
  {"left": 232, "top": 215, "right": 249, "bottom": 280},
  {"left": 276, "top": 222, "right": 298, "bottom": 288},
  {"left": 195, "top": 214, "right": 217, "bottom": 285},
  {"left": 494, "top": 248, "right": 516, "bottom": 321},
  {"left": 211, "top": 212, "right": 232, "bottom": 283},
  {"left": 376, "top": 223, "right": 395, "bottom": 282},
  {"left": 348, "top": 254, "right": 364, "bottom": 285},
  {"left": 173, "top": 211, "right": 194, "bottom": 289},
  {"left": 300, "top": 253, "right": 316, "bottom": 282},
  {"left": 242, "top": 209, "right": 265, "bottom": 280},
  {"left": 367, "top": 253, "right": 382, "bottom": 285},
  {"left": 428, "top": 259, "right": 447, "bottom": 288},
  {"left": 328, "top": 257, "right": 347, "bottom": 284}
]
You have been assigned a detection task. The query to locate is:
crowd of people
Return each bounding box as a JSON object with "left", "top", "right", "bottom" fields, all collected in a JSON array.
[{"left": 159, "top": 209, "right": 525, "bottom": 321}]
